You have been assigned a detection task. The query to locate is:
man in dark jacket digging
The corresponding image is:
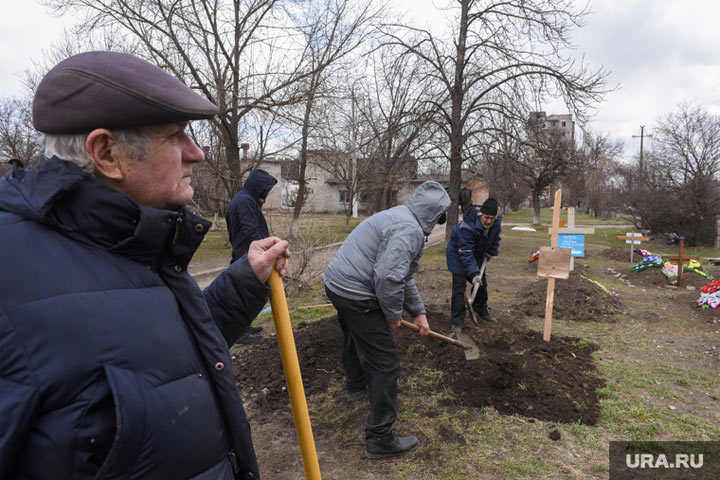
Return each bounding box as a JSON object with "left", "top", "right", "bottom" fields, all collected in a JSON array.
[
  {"left": 0, "top": 51, "right": 290, "bottom": 480},
  {"left": 323, "top": 181, "right": 450, "bottom": 459},
  {"left": 226, "top": 169, "right": 278, "bottom": 344},
  {"left": 446, "top": 197, "right": 502, "bottom": 332}
]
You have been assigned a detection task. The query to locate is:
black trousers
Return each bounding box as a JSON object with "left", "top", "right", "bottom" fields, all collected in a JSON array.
[
  {"left": 325, "top": 287, "right": 399, "bottom": 439},
  {"left": 450, "top": 272, "right": 488, "bottom": 329}
]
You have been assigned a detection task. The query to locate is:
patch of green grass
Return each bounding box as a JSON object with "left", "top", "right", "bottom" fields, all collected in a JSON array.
[
  {"left": 501, "top": 456, "right": 552, "bottom": 479},
  {"left": 194, "top": 213, "right": 367, "bottom": 262},
  {"left": 502, "top": 208, "right": 628, "bottom": 225},
  {"left": 252, "top": 282, "right": 335, "bottom": 328},
  {"left": 267, "top": 213, "right": 366, "bottom": 245},
  {"left": 193, "top": 231, "right": 231, "bottom": 261}
]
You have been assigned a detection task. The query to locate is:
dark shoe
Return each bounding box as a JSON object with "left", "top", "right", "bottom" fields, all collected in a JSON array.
[
  {"left": 478, "top": 307, "right": 497, "bottom": 324},
  {"left": 234, "top": 333, "right": 262, "bottom": 346},
  {"left": 365, "top": 434, "right": 419, "bottom": 459},
  {"left": 248, "top": 326, "right": 263, "bottom": 335},
  {"left": 347, "top": 388, "right": 367, "bottom": 401},
  {"left": 450, "top": 325, "right": 462, "bottom": 335}
]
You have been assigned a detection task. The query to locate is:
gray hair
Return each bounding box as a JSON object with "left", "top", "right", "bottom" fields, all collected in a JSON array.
[{"left": 42, "top": 128, "right": 153, "bottom": 174}]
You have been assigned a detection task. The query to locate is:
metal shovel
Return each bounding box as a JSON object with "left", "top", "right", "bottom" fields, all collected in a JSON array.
[
  {"left": 465, "top": 257, "right": 487, "bottom": 326},
  {"left": 400, "top": 320, "right": 481, "bottom": 361}
]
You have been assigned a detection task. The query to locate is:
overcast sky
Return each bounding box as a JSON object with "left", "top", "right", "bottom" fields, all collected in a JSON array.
[{"left": 3, "top": 0, "right": 720, "bottom": 161}]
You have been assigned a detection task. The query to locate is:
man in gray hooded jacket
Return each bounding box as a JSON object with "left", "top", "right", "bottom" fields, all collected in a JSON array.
[{"left": 324, "top": 181, "right": 450, "bottom": 459}]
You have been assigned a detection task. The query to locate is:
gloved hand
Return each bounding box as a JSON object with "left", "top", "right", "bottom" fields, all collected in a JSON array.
[
  {"left": 471, "top": 274, "right": 482, "bottom": 286},
  {"left": 484, "top": 254, "right": 492, "bottom": 262}
]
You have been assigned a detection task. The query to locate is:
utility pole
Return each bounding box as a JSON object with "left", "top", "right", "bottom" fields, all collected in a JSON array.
[
  {"left": 351, "top": 87, "right": 359, "bottom": 218},
  {"left": 632, "top": 125, "right": 652, "bottom": 174}
]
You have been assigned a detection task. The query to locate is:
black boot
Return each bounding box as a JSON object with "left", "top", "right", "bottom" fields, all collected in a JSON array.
[
  {"left": 479, "top": 307, "right": 497, "bottom": 323},
  {"left": 234, "top": 332, "right": 262, "bottom": 346},
  {"left": 365, "top": 434, "right": 419, "bottom": 459}
]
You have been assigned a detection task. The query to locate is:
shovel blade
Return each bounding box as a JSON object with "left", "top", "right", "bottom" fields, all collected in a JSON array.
[{"left": 456, "top": 332, "right": 481, "bottom": 361}]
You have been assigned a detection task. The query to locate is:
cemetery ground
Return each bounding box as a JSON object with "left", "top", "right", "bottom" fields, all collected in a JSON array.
[{"left": 191, "top": 214, "right": 720, "bottom": 479}]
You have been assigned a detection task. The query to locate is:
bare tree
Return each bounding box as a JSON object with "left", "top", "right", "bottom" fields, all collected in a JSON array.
[
  {"left": 624, "top": 104, "right": 720, "bottom": 245},
  {"left": 562, "top": 131, "right": 623, "bottom": 217},
  {"left": 355, "top": 47, "right": 439, "bottom": 212},
  {"left": 464, "top": 116, "right": 530, "bottom": 213},
  {"left": 41, "top": 0, "right": 370, "bottom": 216},
  {"left": 386, "top": 0, "right": 609, "bottom": 239},
  {"left": 0, "top": 96, "right": 41, "bottom": 173},
  {"left": 287, "top": 0, "right": 380, "bottom": 238}
]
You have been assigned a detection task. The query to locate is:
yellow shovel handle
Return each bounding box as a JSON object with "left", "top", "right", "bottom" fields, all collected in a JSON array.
[{"left": 268, "top": 268, "right": 322, "bottom": 480}]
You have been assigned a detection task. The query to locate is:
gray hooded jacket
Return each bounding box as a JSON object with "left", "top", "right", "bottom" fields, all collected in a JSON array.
[{"left": 324, "top": 181, "right": 451, "bottom": 322}]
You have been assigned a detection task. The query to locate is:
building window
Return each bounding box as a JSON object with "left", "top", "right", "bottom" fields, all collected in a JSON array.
[
  {"left": 562, "top": 121, "right": 566, "bottom": 127},
  {"left": 339, "top": 190, "right": 350, "bottom": 203}
]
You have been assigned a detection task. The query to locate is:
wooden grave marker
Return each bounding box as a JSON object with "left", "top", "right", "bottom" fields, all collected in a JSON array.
[
  {"left": 539, "top": 189, "right": 572, "bottom": 341},
  {"left": 615, "top": 233, "right": 650, "bottom": 263},
  {"left": 664, "top": 238, "right": 698, "bottom": 286}
]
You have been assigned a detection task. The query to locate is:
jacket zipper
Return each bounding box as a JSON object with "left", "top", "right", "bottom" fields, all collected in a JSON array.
[
  {"left": 228, "top": 450, "right": 240, "bottom": 476},
  {"left": 173, "top": 216, "right": 183, "bottom": 245}
]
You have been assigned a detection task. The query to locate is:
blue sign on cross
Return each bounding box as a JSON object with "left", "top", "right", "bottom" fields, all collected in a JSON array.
[{"left": 558, "top": 234, "right": 585, "bottom": 257}]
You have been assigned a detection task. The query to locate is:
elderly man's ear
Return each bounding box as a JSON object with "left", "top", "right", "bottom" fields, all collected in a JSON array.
[{"left": 86, "top": 129, "right": 125, "bottom": 181}]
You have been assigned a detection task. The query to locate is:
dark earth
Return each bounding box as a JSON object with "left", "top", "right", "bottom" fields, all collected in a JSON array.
[
  {"left": 520, "top": 264, "right": 624, "bottom": 322},
  {"left": 232, "top": 305, "right": 603, "bottom": 427}
]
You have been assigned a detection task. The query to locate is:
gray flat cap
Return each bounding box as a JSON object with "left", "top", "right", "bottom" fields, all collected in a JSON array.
[{"left": 33, "top": 51, "right": 218, "bottom": 133}]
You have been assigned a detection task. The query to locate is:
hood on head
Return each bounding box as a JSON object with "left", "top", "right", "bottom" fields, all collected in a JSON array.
[
  {"left": 243, "top": 169, "right": 277, "bottom": 202},
  {"left": 407, "top": 181, "right": 451, "bottom": 235}
]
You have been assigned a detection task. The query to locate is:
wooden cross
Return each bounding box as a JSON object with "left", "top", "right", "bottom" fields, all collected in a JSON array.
[
  {"left": 537, "top": 189, "right": 572, "bottom": 341},
  {"left": 615, "top": 233, "right": 650, "bottom": 263},
  {"left": 664, "top": 238, "right": 699, "bottom": 286}
]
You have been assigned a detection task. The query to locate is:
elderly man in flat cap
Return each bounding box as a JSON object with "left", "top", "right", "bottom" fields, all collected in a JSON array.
[{"left": 0, "top": 51, "right": 289, "bottom": 480}]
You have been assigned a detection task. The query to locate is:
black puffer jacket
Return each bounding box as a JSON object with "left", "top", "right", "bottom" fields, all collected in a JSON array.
[
  {"left": 226, "top": 170, "right": 277, "bottom": 263},
  {"left": 0, "top": 157, "right": 267, "bottom": 479}
]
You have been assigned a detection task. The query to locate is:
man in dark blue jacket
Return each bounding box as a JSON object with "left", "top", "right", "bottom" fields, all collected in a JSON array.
[
  {"left": 0, "top": 51, "right": 289, "bottom": 480},
  {"left": 446, "top": 197, "right": 502, "bottom": 332},
  {"left": 226, "top": 169, "right": 277, "bottom": 344},
  {"left": 226, "top": 169, "right": 278, "bottom": 263}
]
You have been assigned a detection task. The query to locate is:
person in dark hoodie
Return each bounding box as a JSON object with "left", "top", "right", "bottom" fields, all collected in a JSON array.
[
  {"left": 324, "top": 181, "right": 450, "bottom": 460},
  {"left": 0, "top": 51, "right": 290, "bottom": 480},
  {"left": 226, "top": 169, "right": 278, "bottom": 263},
  {"left": 446, "top": 196, "right": 502, "bottom": 331},
  {"left": 225, "top": 169, "right": 278, "bottom": 344}
]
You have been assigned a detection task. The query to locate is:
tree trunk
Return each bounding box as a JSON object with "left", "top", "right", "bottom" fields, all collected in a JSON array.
[
  {"left": 532, "top": 190, "right": 541, "bottom": 224},
  {"left": 444, "top": 0, "right": 469, "bottom": 244},
  {"left": 291, "top": 85, "right": 317, "bottom": 239}
]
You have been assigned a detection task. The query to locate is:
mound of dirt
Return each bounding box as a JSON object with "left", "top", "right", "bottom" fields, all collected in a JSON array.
[
  {"left": 604, "top": 247, "right": 636, "bottom": 263},
  {"left": 518, "top": 266, "right": 623, "bottom": 322},
  {"left": 232, "top": 306, "right": 603, "bottom": 425},
  {"left": 624, "top": 266, "right": 711, "bottom": 289}
]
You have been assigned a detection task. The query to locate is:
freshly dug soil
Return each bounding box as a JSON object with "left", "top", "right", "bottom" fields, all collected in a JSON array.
[
  {"left": 605, "top": 246, "right": 637, "bottom": 263},
  {"left": 625, "top": 266, "right": 711, "bottom": 289},
  {"left": 518, "top": 265, "right": 623, "bottom": 322},
  {"left": 232, "top": 306, "right": 603, "bottom": 425}
]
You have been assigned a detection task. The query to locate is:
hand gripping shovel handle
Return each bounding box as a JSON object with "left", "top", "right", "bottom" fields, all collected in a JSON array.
[
  {"left": 400, "top": 320, "right": 467, "bottom": 349},
  {"left": 469, "top": 257, "right": 488, "bottom": 304},
  {"left": 268, "top": 267, "right": 322, "bottom": 480}
]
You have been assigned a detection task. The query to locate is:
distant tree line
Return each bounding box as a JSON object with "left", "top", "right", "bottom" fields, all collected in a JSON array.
[{"left": 11, "top": 1, "right": 718, "bottom": 246}]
